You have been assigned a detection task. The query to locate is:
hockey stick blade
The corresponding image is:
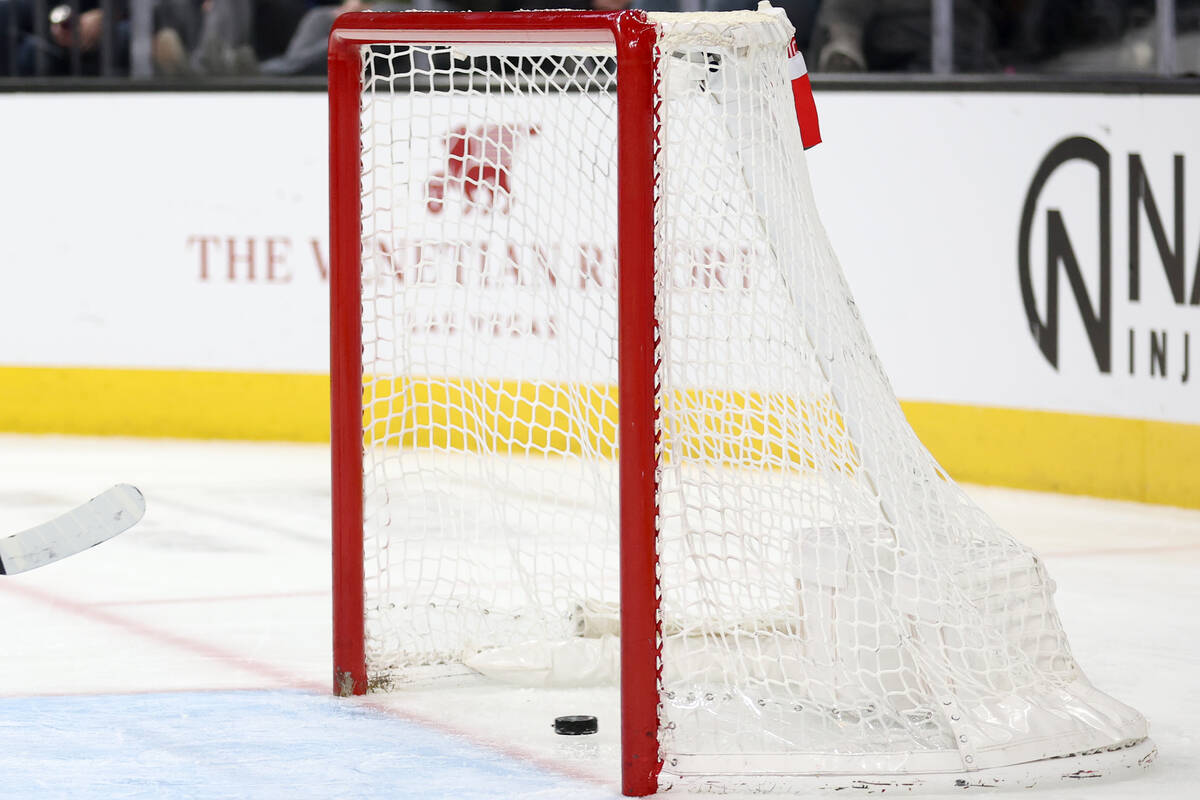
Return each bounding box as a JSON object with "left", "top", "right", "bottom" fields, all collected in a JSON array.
[{"left": 0, "top": 484, "right": 145, "bottom": 575}]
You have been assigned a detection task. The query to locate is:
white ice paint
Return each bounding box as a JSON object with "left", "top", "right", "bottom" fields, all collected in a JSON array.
[{"left": 0, "top": 435, "right": 1194, "bottom": 798}]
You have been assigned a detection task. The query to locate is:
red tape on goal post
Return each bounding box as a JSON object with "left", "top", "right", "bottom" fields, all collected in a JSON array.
[{"left": 787, "top": 37, "right": 821, "bottom": 149}]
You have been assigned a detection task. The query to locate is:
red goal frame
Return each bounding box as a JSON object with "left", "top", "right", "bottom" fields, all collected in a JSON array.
[{"left": 327, "top": 12, "right": 662, "bottom": 795}]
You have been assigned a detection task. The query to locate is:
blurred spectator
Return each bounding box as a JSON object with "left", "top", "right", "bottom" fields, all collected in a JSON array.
[
  {"left": 260, "top": 0, "right": 408, "bottom": 77},
  {"left": 1004, "top": 0, "right": 1131, "bottom": 66},
  {"left": 190, "top": 0, "right": 258, "bottom": 75},
  {"left": 258, "top": 0, "right": 701, "bottom": 77},
  {"left": 1, "top": 0, "right": 129, "bottom": 76},
  {"left": 1021, "top": 0, "right": 1200, "bottom": 74},
  {"left": 152, "top": 0, "right": 308, "bottom": 76},
  {"left": 0, "top": 0, "right": 306, "bottom": 77},
  {"left": 811, "top": 0, "right": 1000, "bottom": 72},
  {"left": 5, "top": 0, "right": 1199, "bottom": 78},
  {"left": 0, "top": 0, "right": 36, "bottom": 75},
  {"left": 807, "top": 0, "right": 1200, "bottom": 73}
]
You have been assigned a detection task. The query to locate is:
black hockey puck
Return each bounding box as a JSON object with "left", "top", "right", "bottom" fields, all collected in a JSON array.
[{"left": 554, "top": 715, "right": 598, "bottom": 735}]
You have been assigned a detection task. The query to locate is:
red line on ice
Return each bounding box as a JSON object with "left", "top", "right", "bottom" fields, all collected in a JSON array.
[
  {"left": 0, "top": 583, "right": 613, "bottom": 788},
  {"left": 0, "top": 580, "right": 324, "bottom": 692},
  {"left": 91, "top": 589, "right": 326, "bottom": 607}
]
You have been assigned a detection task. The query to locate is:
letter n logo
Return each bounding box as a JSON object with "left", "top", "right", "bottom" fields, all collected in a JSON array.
[{"left": 1019, "top": 137, "right": 1112, "bottom": 373}]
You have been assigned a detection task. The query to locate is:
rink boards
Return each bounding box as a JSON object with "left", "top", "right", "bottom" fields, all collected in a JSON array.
[{"left": 0, "top": 88, "right": 1198, "bottom": 507}]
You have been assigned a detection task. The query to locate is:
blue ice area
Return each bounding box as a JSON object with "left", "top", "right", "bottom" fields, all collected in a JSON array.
[{"left": 0, "top": 690, "right": 617, "bottom": 799}]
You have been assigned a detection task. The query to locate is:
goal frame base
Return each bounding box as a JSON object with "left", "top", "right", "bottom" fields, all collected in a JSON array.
[{"left": 664, "top": 737, "right": 1157, "bottom": 794}]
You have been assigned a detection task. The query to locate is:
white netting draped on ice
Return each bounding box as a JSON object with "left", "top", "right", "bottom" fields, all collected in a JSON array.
[{"left": 348, "top": 7, "right": 1150, "bottom": 788}]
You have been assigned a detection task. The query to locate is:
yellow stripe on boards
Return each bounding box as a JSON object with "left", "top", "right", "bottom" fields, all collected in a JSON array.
[
  {"left": 900, "top": 401, "right": 1200, "bottom": 510},
  {"left": 1, "top": 366, "right": 1196, "bottom": 509},
  {"left": 0, "top": 366, "right": 328, "bottom": 442},
  {"left": 362, "top": 377, "right": 857, "bottom": 472},
  {"left": 364, "top": 376, "right": 620, "bottom": 458},
  {"left": 669, "top": 388, "right": 856, "bottom": 472}
]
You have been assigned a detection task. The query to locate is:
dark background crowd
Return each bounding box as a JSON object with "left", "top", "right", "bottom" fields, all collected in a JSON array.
[{"left": 2, "top": 0, "right": 1198, "bottom": 78}]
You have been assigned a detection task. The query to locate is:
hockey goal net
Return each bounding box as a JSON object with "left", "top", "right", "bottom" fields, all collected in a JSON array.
[{"left": 329, "top": 6, "right": 1152, "bottom": 794}]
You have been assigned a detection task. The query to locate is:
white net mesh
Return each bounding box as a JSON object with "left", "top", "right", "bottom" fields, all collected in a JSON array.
[
  {"left": 359, "top": 42, "right": 623, "bottom": 677},
  {"left": 350, "top": 8, "right": 1147, "bottom": 784}
]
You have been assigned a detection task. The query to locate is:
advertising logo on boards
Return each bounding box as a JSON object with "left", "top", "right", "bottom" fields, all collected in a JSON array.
[
  {"left": 1019, "top": 135, "right": 1197, "bottom": 383},
  {"left": 426, "top": 124, "right": 541, "bottom": 215}
]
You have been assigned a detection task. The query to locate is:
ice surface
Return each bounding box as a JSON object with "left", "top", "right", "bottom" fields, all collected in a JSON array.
[
  {"left": 0, "top": 434, "right": 1195, "bottom": 798},
  {"left": 0, "top": 690, "right": 614, "bottom": 800}
]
